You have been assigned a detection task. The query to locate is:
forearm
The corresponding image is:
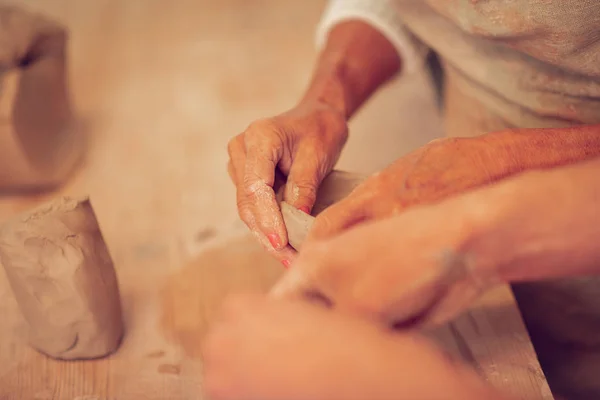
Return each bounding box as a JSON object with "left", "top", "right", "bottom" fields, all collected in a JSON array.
[
  {"left": 300, "top": 20, "right": 401, "bottom": 119},
  {"left": 464, "top": 156, "right": 600, "bottom": 283},
  {"left": 473, "top": 124, "right": 600, "bottom": 180}
]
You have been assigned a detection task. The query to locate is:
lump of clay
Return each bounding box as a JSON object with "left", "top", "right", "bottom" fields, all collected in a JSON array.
[
  {"left": 279, "top": 170, "right": 366, "bottom": 250},
  {"left": 0, "top": 5, "right": 85, "bottom": 191},
  {"left": 0, "top": 196, "right": 123, "bottom": 360}
]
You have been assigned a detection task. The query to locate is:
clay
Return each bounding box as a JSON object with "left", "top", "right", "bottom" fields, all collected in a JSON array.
[
  {"left": 280, "top": 202, "right": 314, "bottom": 250},
  {"left": 0, "top": 196, "right": 123, "bottom": 360},
  {"left": 279, "top": 170, "right": 366, "bottom": 250},
  {"left": 0, "top": 5, "right": 85, "bottom": 191}
]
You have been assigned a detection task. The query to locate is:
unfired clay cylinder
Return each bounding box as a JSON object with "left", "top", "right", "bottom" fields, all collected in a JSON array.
[
  {"left": 0, "top": 5, "right": 85, "bottom": 191},
  {"left": 0, "top": 196, "right": 123, "bottom": 360}
]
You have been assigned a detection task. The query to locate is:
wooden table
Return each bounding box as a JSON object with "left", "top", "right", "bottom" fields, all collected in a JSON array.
[{"left": 0, "top": 1, "right": 553, "bottom": 399}]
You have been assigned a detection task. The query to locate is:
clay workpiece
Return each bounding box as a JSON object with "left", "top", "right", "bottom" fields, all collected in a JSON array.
[
  {"left": 0, "top": 196, "right": 123, "bottom": 360},
  {"left": 279, "top": 170, "right": 366, "bottom": 250},
  {"left": 0, "top": 5, "right": 85, "bottom": 191}
]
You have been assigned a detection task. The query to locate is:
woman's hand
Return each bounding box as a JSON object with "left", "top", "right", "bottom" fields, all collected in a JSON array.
[
  {"left": 227, "top": 101, "right": 348, "bottom": 265},
  {"left": 309, "top": 124, "right": 600, "bottom": 242},
  {"left": 307, "top": 137, "right": 491, "bottom": 241},
  {"left": 271, "top": 154, "right": 600, "bottom": 328},
  {"left": 227, "top": 18, "right": 407, "bottom": 266},
  {"left": 202, "top": 294, "right": 508, "bottom": 400},
  {"left": 271, "top": 185, "right": 498, "bottom": 328}
]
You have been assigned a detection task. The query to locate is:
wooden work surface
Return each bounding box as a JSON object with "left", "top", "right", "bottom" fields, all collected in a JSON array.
[{"left": 0, "top": 1, "right": 553, "bottom": 399}]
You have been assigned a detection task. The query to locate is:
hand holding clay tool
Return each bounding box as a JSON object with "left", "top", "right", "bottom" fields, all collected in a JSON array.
[{"left": 0, "top": 196, "right": 124, "bottom": 360}]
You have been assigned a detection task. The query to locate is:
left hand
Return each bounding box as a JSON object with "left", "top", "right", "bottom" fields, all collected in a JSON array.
[
  {"left": 202, "top": 294, "right": 507, "bottom": 400},
  {"left": 308, "top": 137, "right": 492, "bottom": 241},
  {"left": 271, "top": 190, "right": 498, "bottom": 328}
]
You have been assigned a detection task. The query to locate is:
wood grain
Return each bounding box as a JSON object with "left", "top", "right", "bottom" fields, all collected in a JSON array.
[{"left": 0, "top": 1, "right": 554, "bottom": 399}]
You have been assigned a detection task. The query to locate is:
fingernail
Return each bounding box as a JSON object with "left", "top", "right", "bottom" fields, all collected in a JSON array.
[
  {"left": 267, "top": 233, "right": 281, "bottom": 249},
  {"left": 299, "top": 206, "right": 310, "bottom": 215},
  {"left": 282, "top": 259, "right": 291, "bottom": 268}
]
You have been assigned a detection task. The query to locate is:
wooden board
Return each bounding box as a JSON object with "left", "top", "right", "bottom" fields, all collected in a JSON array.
[{"left": 0, "top": 1, "right": 553, "bottom": 399}]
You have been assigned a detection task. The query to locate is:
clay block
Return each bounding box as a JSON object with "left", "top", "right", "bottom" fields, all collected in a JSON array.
[{"left": 0, "top": 196, "right": 123, "bottom": 360}]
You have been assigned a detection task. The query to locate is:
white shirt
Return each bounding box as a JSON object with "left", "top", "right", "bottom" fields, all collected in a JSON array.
[
  {"left": 315, "top": 0, "right": 600, "bottom": 129},
  {"left": 316, "top": 0, "right": 427, "bottom": 74}
]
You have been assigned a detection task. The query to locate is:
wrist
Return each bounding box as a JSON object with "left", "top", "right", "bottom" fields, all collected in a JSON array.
[
  {"left": 300, "top": 20, "right": 401, "bottom": 120},
  {"left": 446, "top": 128, "right": 600, "bottom": 284},
  {"left": 431, "top": 180, "right": 514, "bottom": 290},
  {"left": 457, "top": 162, "right": 600, "bottom": 285},
  {"left": 298, "top": 69, "right": 349, "bottom": 119}
]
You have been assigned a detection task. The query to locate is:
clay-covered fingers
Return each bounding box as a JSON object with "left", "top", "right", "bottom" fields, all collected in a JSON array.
[
  {"left": 282, "top": 144, "right": 330, "bottom": 215},
  {"left": 228, "top": 103, "right": 349, "bottom": 266},
  {"left": 227, "top": 123, "right": 292, "bottom": 261}
]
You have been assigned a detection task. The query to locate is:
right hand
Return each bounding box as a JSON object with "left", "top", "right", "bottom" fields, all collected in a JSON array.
[
  {"left": 270, "top": 192, "right": 495, "bottom": 330},
  {"left": 227, "top": 101, "right": 348, "bottom": 266}
]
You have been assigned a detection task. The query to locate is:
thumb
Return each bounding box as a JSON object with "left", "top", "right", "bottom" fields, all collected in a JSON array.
[
  {"left": 283, "top": 147, "right": 329, "bottom": 214},
  {"left": 305, "top": 197, "right": 369, "bottom": 242}
]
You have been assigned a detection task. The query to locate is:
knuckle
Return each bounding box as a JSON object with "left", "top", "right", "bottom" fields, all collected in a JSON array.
[
  {"left": 236, "top": 196, "right": 255, "bottom": 223},
  {"left": 292, "top": 180, "right": 318, "bottom": 202},
  {"left": 236, "top": 200, "right": 255, "bottom": 226},
  {"left": 236, "top": 195, "right": 251, "bottom": 213},
  {"left": 246, "top": 121, "right": 286, "bottom": 152},
  {"left": 226, "top": 135, "right": 243, "bottom": 157},
  {"left": 242, "top": 179, "right": 274, "bottom": 199},
  {"left": 360, "top": 181, "right": 385, "bottom": 203},
  {"left": 246, "top": 119, "right": 278, "bottom": 139},
  {"left": 310, "top": 213, "right": 333, "bottom": 235}
]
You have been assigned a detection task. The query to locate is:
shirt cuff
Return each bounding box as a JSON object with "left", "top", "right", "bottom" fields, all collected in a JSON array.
[{"left": 315, "top": 0, "right": 427, "bottom": 74}]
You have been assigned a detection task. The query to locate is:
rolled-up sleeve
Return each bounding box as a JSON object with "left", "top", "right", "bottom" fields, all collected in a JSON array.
[{"left": 315, "top": 0, "right": 428, "bottom": 74}]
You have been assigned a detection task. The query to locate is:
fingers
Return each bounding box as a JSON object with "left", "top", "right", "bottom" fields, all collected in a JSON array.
[
  {"left": 283, "top": 145, "right": 328, "bottom": 214},
  {"left": 269, "top": 261, "right": 316, "bottom": 299},
  {"left": 305, "top": 195, "right": 370, "bottom": 242},
  {"left": 228, "top": 124, "right": 291, "bottom": 263},
  {"left": 269, "top": 240, "right": 342, "bottom": 308},
  {"left": 267, "top": 244, "right": 297, "bottom": 267},
  {"left": 270, "top": 214, "right": 454, "bottom": 328},
  {"left": 242, "top": 127, "right": 288, "bottom": 248}
]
